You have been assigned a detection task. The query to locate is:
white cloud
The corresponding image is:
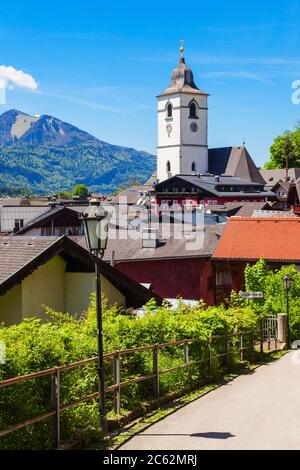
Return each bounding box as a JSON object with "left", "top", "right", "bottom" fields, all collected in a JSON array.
[{"left": 0, "top": 65, "right": 38, "bottom": 91}]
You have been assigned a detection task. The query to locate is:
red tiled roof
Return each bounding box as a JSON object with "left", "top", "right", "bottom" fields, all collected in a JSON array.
[{"left": 213, "top": 217, "right": 300, "bottom": 261}]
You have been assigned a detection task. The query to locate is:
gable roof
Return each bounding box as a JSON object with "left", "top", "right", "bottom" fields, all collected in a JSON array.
[
  {"left": 73, "top": 224, "right": 225, "bottom": 262},
  {"left": 260, "top": 168, "right": 300, "bottom": 188},
  {"left": 14, "top": 206, "right": 81, "bottom": 234},
  {"left": 212, "top": 217, "right": 300, "bottom": 262},
  {"left": 155, "top": 174, "right": 274, "bottom": 198},
  {"left": 208, "top": 147, "right": 265, "bottom": 184},
  {"left": 0, "top": 236, "right": 162, "bottom": 307}
]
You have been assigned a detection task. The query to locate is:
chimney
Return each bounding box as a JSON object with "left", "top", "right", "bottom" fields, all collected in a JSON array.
[{"left": 142, "top": 228, "right": 159, "bottom": 248}]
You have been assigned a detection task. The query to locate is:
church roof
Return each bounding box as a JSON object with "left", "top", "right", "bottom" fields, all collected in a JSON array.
[
  {"left": 208, "top": 146, "right": 265, "bottom": 184},
  {"left": 159, "top": 52, "right": 208, "bottom": 97}
]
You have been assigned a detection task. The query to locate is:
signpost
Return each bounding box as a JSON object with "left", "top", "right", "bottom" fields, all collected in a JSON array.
[{"left": 240, "top": 291, "right": 264, "bottom": 299}]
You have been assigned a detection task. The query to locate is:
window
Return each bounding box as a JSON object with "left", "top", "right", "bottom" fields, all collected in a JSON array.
[
  {"left": 189, "top": 102, "right": 197, "bottom": 118},
  {"left": 167, "top": 103, "right": 173, "bottom": 118},
  {"left": 191, "top": 162, "right": 196, "bottom": 172},
  {"left": 14, "top": 219, "right": 24, "bottom": 231},
  {"left": 166, "top": 161, "right": 171, "bottom": 172},
  {"left": 216, "top": 271, "right": 233, "bottom": 287}
]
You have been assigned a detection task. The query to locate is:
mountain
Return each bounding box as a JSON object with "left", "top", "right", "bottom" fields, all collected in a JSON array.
[{"left": 0, "top": 109, "right": 156, "bottom": 195}]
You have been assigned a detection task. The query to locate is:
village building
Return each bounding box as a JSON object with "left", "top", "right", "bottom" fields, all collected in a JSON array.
[
  {"left": 0, "top": 236, "right": 162, "bottom": 325},
  {"left": 73, "top": 223, "right": 225, "bottom": 305},
  {"left": 155, "top": 174, "right": 275, "bottom": 208},
  {"left": 287, "top": 177, "right": 300, "bottom": 215},
  {"left": 259, "top": 168, "right": 300, "bottom": 190},
  {"left": 212, "top": 217, "right": 300, "bottom": 302},
  {"left": 12, "top": 206, "right": 84, "bottom": 236},
  {"left": 154, "top": 47, "right": 276, "bottom": 208},
  {"left": 0, "top": 196, "right": 89, "bottom": 234}
]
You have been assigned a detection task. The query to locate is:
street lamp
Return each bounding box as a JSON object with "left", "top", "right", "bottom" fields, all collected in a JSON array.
[
  {"left": 80, "top": 198, "right": 109, "bottom": 429},
  {"left": 283, "top": 274, "right": 292, "bottom": 349}
]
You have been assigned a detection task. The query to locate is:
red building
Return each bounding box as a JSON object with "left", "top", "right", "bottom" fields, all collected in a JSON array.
[
  {"left": 155, "top": 174, "right": 275, "bottom": 208},
  {"left": 74, "top": 224, "right": 224, "bottom": 305},
  {"left": 212, "top": 216, "right": 300, "bottom": 303}
]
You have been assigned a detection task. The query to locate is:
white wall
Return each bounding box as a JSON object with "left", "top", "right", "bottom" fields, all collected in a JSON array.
[
  {"left": 157, "top": 92, "right": 208, "bottom": 182},
  {"left": 0, "top": 206, "right": 48, "bottom": 232}
]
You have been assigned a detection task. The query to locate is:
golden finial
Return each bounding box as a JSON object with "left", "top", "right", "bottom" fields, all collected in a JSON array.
[{"left": 179, "top": 39, "right": 185, "bottom": 59}]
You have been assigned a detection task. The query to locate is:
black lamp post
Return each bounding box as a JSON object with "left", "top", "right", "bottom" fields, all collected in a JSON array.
[
  {"left": 283, "top": 274, "right": 292, "bottom": 349},
  {"left": 80, "top": 198, "right": 109, "bottom": 429}
]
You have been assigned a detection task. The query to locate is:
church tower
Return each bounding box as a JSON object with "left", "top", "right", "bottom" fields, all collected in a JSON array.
[{"left": 157, "top": 46, "right": 209, "bottom": 182}]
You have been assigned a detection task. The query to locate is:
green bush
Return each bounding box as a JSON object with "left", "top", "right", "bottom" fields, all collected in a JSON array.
[
  {"left": 0, "top": 297, "right": 259, "bottom": 449},
  {"left": 245, "top": 259, "right": 300, "bottom": 339}
]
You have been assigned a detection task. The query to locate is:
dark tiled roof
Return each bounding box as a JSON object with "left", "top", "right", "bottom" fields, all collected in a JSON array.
[
  {"left": 260, "top": 168, "right": 300, "bottom": 187},
  {"left": 112, "top": 185, "right": 154, "bottom": 205},
  {"left": 208, "top": 147, "right": 232, "bottom": 175},
  {"left": 15, "top": 206, "right": 80, "bottom": 234},
  {"left": 208, "top": 147, "right": 265, "bottom": 184},
  {"left": 73, "top": 224, "right": 225, "bottom": 262},
  {"left": 0, "top": 236, "right": 163, "bottom": 306},
  {"left": 233, "top": 201, "right": 270, "bottom": 217},
  {"left": 0, "top": 237, "right": 58, "bottom": 285},
  {"left": 156, "top": 174, "right": 275, "bottom": 198}
]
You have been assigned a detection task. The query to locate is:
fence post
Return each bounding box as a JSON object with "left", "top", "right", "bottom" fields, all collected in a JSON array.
[
  {"left": 153, "top": 345, "right": 160, "bottom": 398},
  {"left": 113, "top": 353, "right": 121, "bottom": 415},
  {"left": 184, "top": 341, "right": 189, "bottom": 366},
  {"left": 208, "top": 344, "right": 212, "bottom": 377},
  {"left": 239, "top": 332, "right": 243, "bottom": 362},
  {"left": 268, "top": 327, "right": 271, "bottom": 351},
  {"left": 51, "top": 367, "right": 60, "bottom": 449},
  {"left": 260, "top": 320, "right": 264, "bottom": 354},
  {"left": 225, "top": 335, "right": 230, "bottom": 370},
  {"left": 250, "top": 331, "right": 255, "bottom": 359}
]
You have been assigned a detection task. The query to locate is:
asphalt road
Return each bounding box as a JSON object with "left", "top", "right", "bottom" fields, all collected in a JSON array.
[{"left": 120, "top": 352, "right": 300, "bottom": 450}]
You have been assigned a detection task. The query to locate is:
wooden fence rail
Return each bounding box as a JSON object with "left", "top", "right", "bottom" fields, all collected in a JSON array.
[{"left": 0, "top": 325, "right": 278, "bottom": 448}]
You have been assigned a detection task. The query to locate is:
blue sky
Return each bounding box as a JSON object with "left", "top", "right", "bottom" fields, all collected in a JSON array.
[{"left": 1, "top": 0, "right": 300, "bottom": 166}]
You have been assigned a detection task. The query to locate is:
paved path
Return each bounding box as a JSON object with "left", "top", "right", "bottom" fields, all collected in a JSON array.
[{"left": 120, "top": 353, "right": 300, "bottom": 450}]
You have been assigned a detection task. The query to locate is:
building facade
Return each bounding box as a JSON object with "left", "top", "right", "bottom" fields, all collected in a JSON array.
[{"left": 157, "top": 47, "right": 209, "bottom": 182}]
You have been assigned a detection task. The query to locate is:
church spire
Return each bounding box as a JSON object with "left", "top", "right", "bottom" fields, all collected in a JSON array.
[
  {"left": 158, "top": 43, "right": 208, "bottom": 97},
  {"left": 179, "top": 39, "right": 185, "bottom": 63}
]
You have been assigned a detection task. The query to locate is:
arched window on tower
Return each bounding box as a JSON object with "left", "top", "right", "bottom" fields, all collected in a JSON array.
[
  {"left": 167, "top": 103, "right": 173, "bottom": 118},
  {"left": 191, "top": 162, "right": 196, "bottom": 172},
  {"left": 166, "top": 160, "right": 171, "bottom": 173},
  {"left": 189, "top": 102, "right": 197, "bottom": 119}
]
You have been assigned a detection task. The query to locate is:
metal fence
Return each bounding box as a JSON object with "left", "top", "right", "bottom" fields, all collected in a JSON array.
[{"left": 0, "top": 324, "right": 279, "bottom": 448}]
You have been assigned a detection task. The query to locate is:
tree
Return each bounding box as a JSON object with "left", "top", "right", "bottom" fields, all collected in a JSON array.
[
  {"left": 264, "top": 123, "right": 300, "bottom": 169},
  {"left": 72, "top": 184, "right": 89, "bottom": 200}
]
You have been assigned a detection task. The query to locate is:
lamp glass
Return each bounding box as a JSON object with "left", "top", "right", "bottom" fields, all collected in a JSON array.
[
  {"left": 283, "top": 275, "right": 291, "bottom": 291},
  {"left": 81, "top": 200, "right": 109, "bottom": 253},
  {"left": 96, "top": 218, "right": 109, "bottom": 250}
]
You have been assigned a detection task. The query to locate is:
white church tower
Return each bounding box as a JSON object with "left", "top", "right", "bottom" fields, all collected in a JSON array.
[{"left": 157, "top": 46, "right": 209, "bottom": 182}]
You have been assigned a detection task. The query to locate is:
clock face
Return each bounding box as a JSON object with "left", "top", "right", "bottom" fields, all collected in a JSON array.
[
  {"left": 166, "top": 123, "right": 172, "bottom": 136},
  {"left": 190, "top": 122, "right": 198, "bottom": 132}
]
